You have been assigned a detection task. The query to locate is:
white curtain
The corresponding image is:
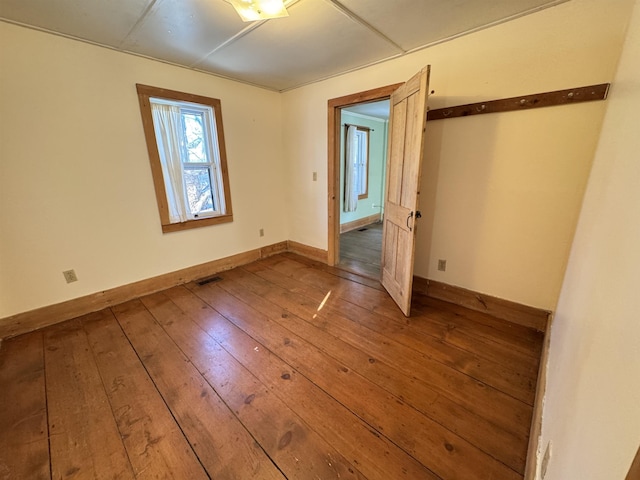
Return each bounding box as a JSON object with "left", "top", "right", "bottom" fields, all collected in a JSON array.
[
  {"left": 344, "top": 125, "right": 359, "bottom": 212},
  {"left": 151, "top": 103, "right": 189, "bottom": 223}
]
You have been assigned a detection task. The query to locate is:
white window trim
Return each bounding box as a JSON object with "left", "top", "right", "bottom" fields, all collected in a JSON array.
[{"left": 355, "top": 129, "right": 368, "bottom": 198}]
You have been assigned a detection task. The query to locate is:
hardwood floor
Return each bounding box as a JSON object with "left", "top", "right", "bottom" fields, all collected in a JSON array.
[
  {"left": 339, "top": 222, "right": 382, "bottom": 279},
  {"left": 0, "top": 253, "right": 543, "bottom": 480}
]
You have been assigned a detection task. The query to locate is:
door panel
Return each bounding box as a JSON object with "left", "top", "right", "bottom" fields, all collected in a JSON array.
[
  {"left": 387, "top": 99, "right": 407, "bottom": 204},
  {"left": 380, "top": 66, "right": 430, "bottom": 316}
]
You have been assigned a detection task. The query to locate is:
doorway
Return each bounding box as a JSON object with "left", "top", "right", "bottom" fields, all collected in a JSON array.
[
  {"left": 329, "top": 67, "right": 431, "bottom": 315},
  {"left": 337, "top": 100, "right": 390, "bottom": 279},
  {"left": 326, "top": 83, "right": 402, "bottom": 271}
]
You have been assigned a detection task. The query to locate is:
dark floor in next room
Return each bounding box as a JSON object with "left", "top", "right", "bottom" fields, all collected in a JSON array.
[{"left": 339, "top": 221, "right": 383, "bottom": 279}]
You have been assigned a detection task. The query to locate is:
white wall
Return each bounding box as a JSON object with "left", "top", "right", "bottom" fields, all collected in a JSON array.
[
  {"left": 420, "top": 101, "right": 605, "bottom": 309},
  {"left": 538, "top": 1, "right": 640, "bottom": 477},
  {"left": 0, "top": 0, "right": 634, "bottom": 319},
  {"left": 0, "top": 23, "right": 288, "bottom": 318},
  {"left": 283, "top": 0, "right": 633, "bottom": 310}
]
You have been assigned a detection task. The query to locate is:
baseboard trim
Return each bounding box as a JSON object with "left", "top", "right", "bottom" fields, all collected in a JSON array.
[
  {"left": 287, "top": 240, "right": 329, "bottom": 263},
  {"left": 524, "top": 313, "right": 553, "bottom": 479},
  {"left": 413, "top": 276, "right": 550, "bottom": 332},
  {"left": 0, "top": 241, "right": 289, "bottom": 339},
  {"left": 625, "top": 446, "right": 640, "bottom": 480},
  {"left": 340, "top": 214, "right": 381, "bottom": 233},
  {"left": 3, "top": 245, "right": 547, "bottom": 338}
]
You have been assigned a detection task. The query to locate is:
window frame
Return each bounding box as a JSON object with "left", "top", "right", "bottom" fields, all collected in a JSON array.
[
  {"left": 136, "top": 84, "right": 233, "bottom": 233},
  {"left": 354, "top": 128, "right": 369, "bottom": 200},
  {"left": 176, "top": 103, "right": 224, "bottom": 218},
  {"left": 344, "top": 124, "right": 370, "bottom": 201}
]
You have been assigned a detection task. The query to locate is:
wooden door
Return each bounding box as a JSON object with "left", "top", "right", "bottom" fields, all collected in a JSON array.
[{"left": 380, "top": 66, "right": 430, "bottom": 316}]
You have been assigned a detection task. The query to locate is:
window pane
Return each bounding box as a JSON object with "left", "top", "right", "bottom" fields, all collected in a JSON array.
[
  {"left": 182, "top": 112, "right": 207, "bottom": 163},
  {"left": 356, "top": 130, "right": 368, "bottom": 195},
  {"left": 184, "top": 168, "right": 215, "bottom": 216},
  {"left": 358, "top": 165, "right": 366, "bottom": 194}
]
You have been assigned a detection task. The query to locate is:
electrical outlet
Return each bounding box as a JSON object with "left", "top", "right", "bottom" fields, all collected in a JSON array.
[
  {"left": 312, "top": 172, "right": 317, "bottom": 181},
  {"left": 259, "top": 228, "right": 264, "bottom": 237},
  {"left": 63, "top": 269, "right": 78, "bottom": 283},
  {"left": 438, "top": 259, "right": 447, "bottom": 272},
  {"left": 541, "top": 441, "right": 552, "bottom": 479}
]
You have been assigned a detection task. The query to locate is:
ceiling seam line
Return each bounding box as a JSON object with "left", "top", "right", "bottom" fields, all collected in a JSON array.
[
  {"left": 190, "top": 0, "right": 307, "bottom": 68},
  {"left": 1, "top": 0, "right": 572, "bottom": 92},
  {"left": 0, "top": 18, "right": 280, "bottom": 92},
  {"left": 118, "top": 0, "right": 160, "bottom": 48},
  {"left": 279, "top": 0, "right": 572, "bottom": 92},
  {"left": 323, "top": 0, "right": 405, "bottom": 54},
  {"left": 189, "top": 21, "right": 267, "bottom": 68}
]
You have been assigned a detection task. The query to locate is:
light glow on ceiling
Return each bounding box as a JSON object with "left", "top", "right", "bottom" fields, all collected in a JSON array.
[{"left": 228, "top": 0, "right": 289, "bottom": 22}]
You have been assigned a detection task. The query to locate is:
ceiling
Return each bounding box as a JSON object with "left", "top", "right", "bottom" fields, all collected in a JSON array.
[
  {"left": 344, "top": 100, "right": 390, "bottom": 120},
  {"left": 0, "top": 0, "right": 568, "bottom": 92}
]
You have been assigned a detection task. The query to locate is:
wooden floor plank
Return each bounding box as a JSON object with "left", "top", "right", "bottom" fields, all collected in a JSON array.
[
  {"left": 339, "top": 223, "right": 383, "bottom": 279},
  {"left": 335, "top": 256, "right": 381, "bottom": 279},
  {"left": 81, "top": 309, "right": 209, "bottom": 479},
  {"left": 187, "top": 281, "right": 522, "bottom": 480},
  {"left": 412, "top": 297, "right": 544, "bottom": 359},
  {"left": 164, "top": 285, "right": 440, "bottom": 480},
  {"left": 0, "top": 332, "right": 50, "bottom": 480},
  {"left": 219, "top": 267, "right": 529, "bottom": 473},
  {"left": 246, "top": 260, "right": 538, "bottom": 405},
  {"left": 111, "top": 300, "right": 285, "bottom": 480},
  {"left": 3, "top": 253, "right": 544, "bottom": 480},
  {"left": 235, "top": 262, "right": 532, "bottom": 438},
  {"left": 411, "top": 300, "right": 543, "bottom": 368},
  {"left": 265, "top": 254, "right": 542, "bottom": 368},
  {"left": 140, "top": 291, "right": 367, "bottom": 480},
  {"left": 413, "top": 300, "right": 541, "bottom": 365},
  {"left": 284, "top": 252, "right": 386, "bottom": 291},
  {"left": 43, "top": 319, "right": 135, "bottom": 479},
  {"left": 280, "top": 254, "right": 541, "bottom": 343}
]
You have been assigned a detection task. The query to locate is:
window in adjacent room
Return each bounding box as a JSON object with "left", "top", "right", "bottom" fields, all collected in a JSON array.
[
  {"left": 136, "top": 84, "right": 233, "bottom": 233},
  {"left": 354, "top": 127, "right": 369, "bottom": 199},
  {"left": 344, "top": 124, "right": 370, "bottom": 212}
]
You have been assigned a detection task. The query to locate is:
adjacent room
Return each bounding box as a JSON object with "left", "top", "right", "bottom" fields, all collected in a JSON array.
[
  {"left": 1, "top": 0, "right": 638, "bottom": 479},
  {"left": 338, "top": 100, "right": 388, "bottom": 278}
]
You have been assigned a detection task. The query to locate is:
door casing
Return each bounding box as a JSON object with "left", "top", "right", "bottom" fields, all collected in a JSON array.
[{"left": 327, "top": 83, "right": 403, "bottom": 266}]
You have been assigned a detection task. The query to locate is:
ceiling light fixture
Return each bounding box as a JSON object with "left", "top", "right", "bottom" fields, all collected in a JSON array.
[{"left": 228, "top": 0, "right": 289, "bottom": 22}]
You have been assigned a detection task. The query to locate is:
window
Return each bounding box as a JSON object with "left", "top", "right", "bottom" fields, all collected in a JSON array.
[
  {"left": 353, "top": 128, "right": 369, "bottom": 199},
  {"left": 344, "top": 125, "right": 370, "bottom": 212},
  {"left": 136, "top": 84, "right": 233, "bottom": 233}
]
